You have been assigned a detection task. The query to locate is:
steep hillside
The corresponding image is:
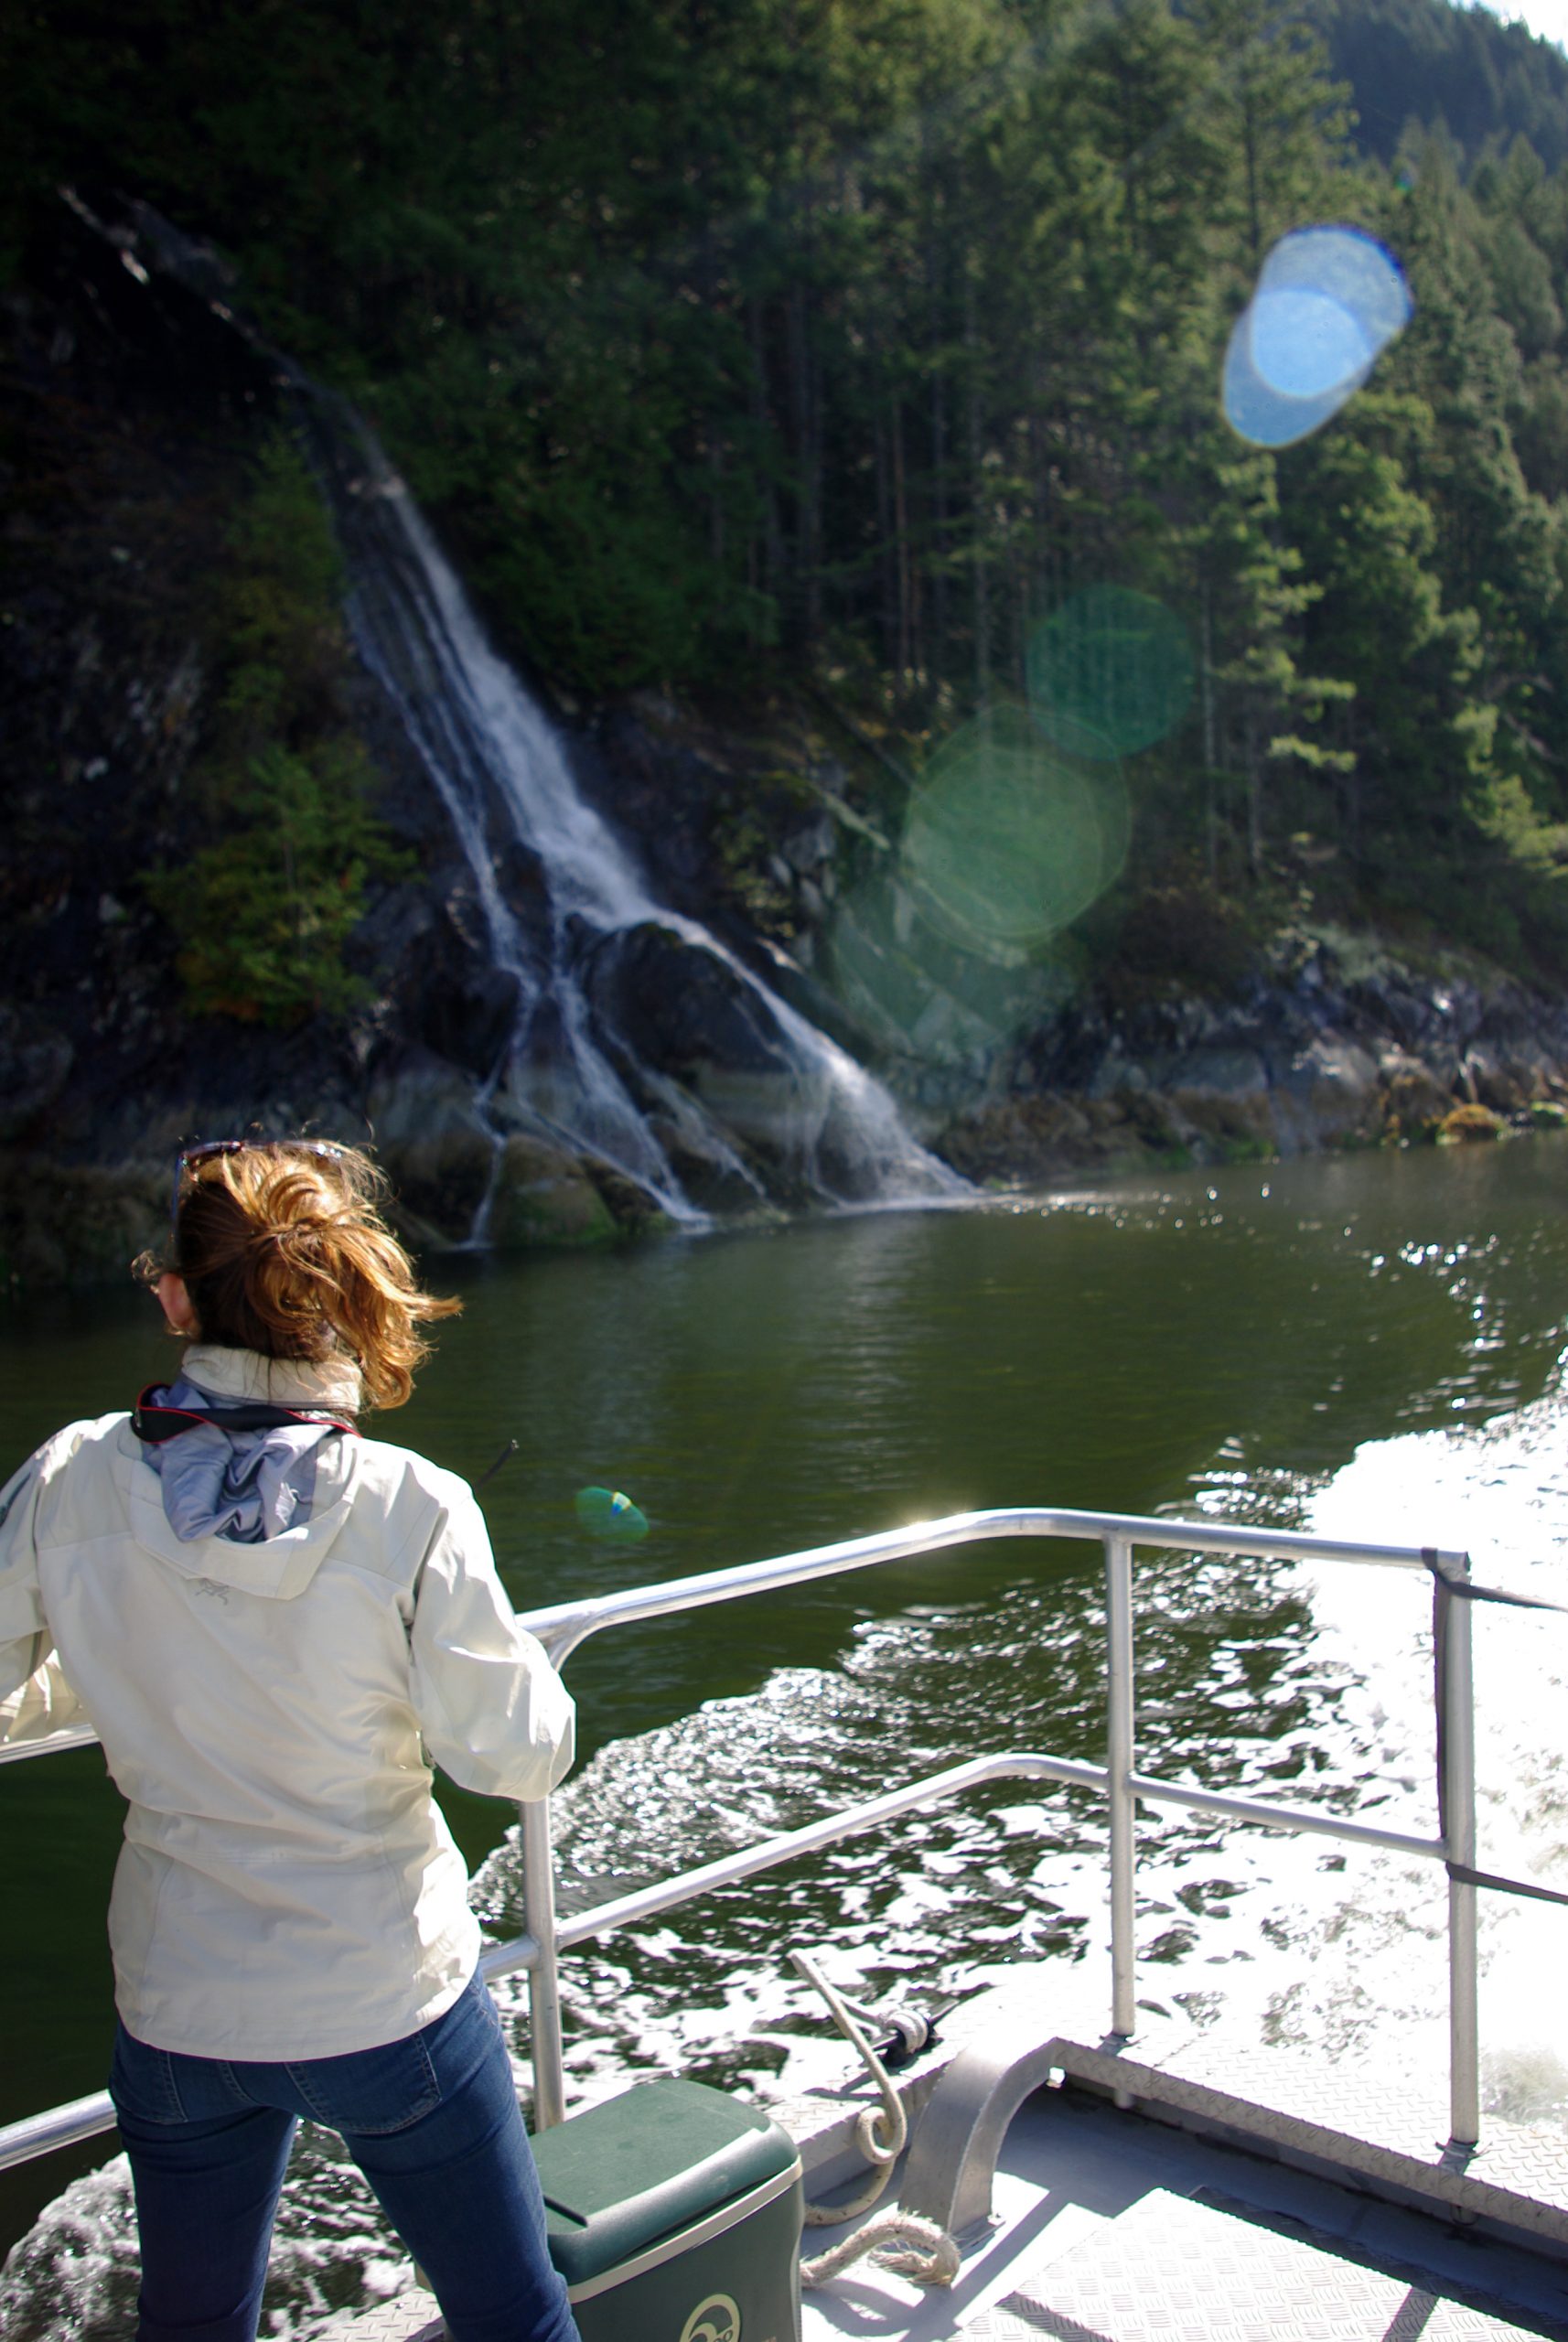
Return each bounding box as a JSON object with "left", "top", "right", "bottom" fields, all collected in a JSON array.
[
  {"left": 1307, "top": 0, "right": 1568, "bottom": 167},
  {"left": 10, "top": 5, "right": 1568, "bottom": 1284}
]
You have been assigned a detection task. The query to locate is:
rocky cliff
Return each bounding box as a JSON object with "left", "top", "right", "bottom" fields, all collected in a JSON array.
[{"left": 4, "top": 197, "right": 1567, "bottom": 1294}]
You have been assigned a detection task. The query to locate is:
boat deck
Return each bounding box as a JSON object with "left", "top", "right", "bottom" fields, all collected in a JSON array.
[
  {"left": 324, "top": 1981, "right": 1568, "bottom": 2342},
  {"left": 800, "top": 2082, "right": 1568, "bottom": 2341}
]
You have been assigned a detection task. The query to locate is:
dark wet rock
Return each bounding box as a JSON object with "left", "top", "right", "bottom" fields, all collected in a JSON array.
[
  {"left": 0, "top": 1015, "right": 75, "bottom": 1145},
  {"left": 584, "top": 923, "right": 790, "bottom": 1082},
  {"left": 1273, "top": 1036, "right": 1384, "bottom": 1150},
  {"left": 364, "top": 1049, "right": 497, "bottom": 1241},
  {"left": 1380, "top": 1054, "right": 1455, "bottom": 1138},
  {"left": 0, "top": 1154, "right": 166, "bottom": 1291}
]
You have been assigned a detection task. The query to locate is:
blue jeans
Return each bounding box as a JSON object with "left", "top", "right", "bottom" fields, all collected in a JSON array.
[{"left": 108, "top": 1974, "right": 578, "bottom": 2342}]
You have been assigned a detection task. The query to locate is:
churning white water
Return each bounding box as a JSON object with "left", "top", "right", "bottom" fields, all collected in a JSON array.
[{"left": 321, "top": 420, "right": 961, "bottom": 1225}]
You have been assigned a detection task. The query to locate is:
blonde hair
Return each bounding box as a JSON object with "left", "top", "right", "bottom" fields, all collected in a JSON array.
[{"left": 145, "top": 1142, "right": 459, "bottom": 1411}]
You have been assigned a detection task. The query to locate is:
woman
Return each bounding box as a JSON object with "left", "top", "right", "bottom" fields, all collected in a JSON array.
[{"left": 0, "top": 1139, "right": 580, "bottom": 2342}]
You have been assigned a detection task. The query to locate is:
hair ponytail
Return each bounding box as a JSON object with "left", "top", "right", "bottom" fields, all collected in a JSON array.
[{"left": 145, "top": 1143, "right": 459, "bottom": 1410}]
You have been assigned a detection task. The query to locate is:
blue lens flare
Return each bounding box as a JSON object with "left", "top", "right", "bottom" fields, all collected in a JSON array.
[
  {"left": 1250, "top": 286, "right": 1375, "bottom": 399},
  {"left": 1225, "top": 226, "right": 1412, "bottom": 448}
]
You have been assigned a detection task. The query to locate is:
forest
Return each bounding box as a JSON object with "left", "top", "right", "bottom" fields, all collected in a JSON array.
[{"left": 9, "top": 0, "right": 1568, "bottom": 994}]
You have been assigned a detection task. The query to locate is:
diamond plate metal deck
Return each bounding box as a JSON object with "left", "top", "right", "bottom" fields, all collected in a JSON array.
[
  {"left": 1047, "top": 2030, "right": 1568, "bottom": 2249},
  {"left": 309, "top": 2289, "right": 442, "bottom": 2341},
  {"left": 961, "top": 2190, "right": 1544, "bottom": 2342}
]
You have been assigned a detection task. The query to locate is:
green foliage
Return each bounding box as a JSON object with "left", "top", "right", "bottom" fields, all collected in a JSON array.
[
  {"left": 145, "top": 742, "right": 404, "bottom": 1024},
  {"left": 142, "top": 431, "right": 407, "bottom": 1023},
  {"left": 1305, "top": 0, "right": 1568, "bottom": 172},
  {"left": 18, "top": 0, "right": 1568, "bottom": 983},
  {"left": 1096, "top": 877, "right": 1259, "bottom": 1010}
]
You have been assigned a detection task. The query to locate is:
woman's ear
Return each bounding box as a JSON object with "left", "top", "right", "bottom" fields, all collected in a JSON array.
[{"left": 155, "top": 1273, "right": 199, "bottom": 1337}]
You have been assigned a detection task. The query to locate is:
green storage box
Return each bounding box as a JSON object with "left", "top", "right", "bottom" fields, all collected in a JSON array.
[{"left": 532, "top": 2077, "right": 802, "bottom": 2342}]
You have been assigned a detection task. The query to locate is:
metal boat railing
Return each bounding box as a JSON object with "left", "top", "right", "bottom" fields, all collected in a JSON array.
[{"left": 0, "top": 1505, "right": 1477, "bottom": 2181}]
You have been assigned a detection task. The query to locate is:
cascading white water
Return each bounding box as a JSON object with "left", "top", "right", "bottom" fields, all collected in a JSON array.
[{"left": 319, "top": 419, "right": 962, "bottom": 1227}]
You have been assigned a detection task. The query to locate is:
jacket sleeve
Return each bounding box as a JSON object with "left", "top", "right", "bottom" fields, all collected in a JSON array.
[
  {"left": 0, "top": 1449, "right": 52, "bottom": 1714},
  {"left": 408, "top": 1481, "right": 575, "bottom": 1801},
  {"left": 0, "top": 1650, "right": 92, "bottom": 1749},
  {"left": 0, "top": 1439, "right": 97, "bottom": 1748}
]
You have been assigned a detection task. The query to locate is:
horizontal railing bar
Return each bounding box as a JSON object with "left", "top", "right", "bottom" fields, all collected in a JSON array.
[
  {"left": 0, "top": 2089, "right": 115, "bottom": 2175},
  {"left": 0, "top": 1727, "right": 1454, "bottom": 2175},
  {"left": 480, "top": 1753, "right": 1107, "bottom": 1980},
  {"left": 479, "top": 1757, "right": 1451, "bottom": 1988},
  {"left": 523, "top": 1507, "right": 1465, "bottom": 1666},
  {"left": 478, "top": 1932, "right": 541, "bottom": 1983},
  {"left": 0, "top": 1724, "right": 99, "bottom": 1770},
  {"left": 0, "top": 1509, "right": 1463, "bottom": 1766},
  {"left": 552, "top": 1752, "right": 1101, "bottom": 1954},
  {"left": 1126, "top": 1772, "right": 1447, "bottom": 1860}
]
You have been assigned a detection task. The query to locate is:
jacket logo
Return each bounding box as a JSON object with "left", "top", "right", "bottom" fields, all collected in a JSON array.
[
  {"left": 191, "top": 1578, "right": 231, "bottom": 1605},
  {"left": 680, "top": 2295, "right": 741, "bottom": 2342}
]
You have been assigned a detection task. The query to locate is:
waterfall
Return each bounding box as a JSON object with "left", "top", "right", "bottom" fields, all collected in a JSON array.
[
  {"left": 60, "top": 188, "right": 961, "bottom": 1231},
  {"left": 316, "top": 417, "right": 963, "bottom": 1226}
]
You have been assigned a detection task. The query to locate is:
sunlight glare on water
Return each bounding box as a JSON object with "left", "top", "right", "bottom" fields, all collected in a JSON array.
[{"left": 1303, "top": 1408, "right": 1568, "bottom": 2129}]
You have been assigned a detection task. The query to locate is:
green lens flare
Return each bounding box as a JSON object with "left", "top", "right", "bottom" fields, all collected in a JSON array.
[
  {"left": 827, "top": 871, "right": 1070, "bottom": 1062},
  {"left": 575, "top": 1486, "right": 650, "bottom": 1542},
  {"left": 902, "top": 704, "right": 1129, "bottom": 957},
  {"left": 1026, "top": 586, "right": 1195, "bottom": 761}
]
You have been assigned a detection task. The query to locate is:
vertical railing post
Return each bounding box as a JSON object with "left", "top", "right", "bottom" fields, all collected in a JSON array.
[
  {"left": 1105, "top": 1532, "right": 1137, "bottom": 2040},
  {"left": 519, "top": 1797, "right": 568, "bottom": 2131},
  {"left": 1438, "top": 1564, "right": 1480, "bottom": 2150}
]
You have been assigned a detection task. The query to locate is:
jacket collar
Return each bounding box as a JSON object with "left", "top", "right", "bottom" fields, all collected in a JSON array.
[{"left": 179, "top": 1344, "right": 364, "bottom": 1416}]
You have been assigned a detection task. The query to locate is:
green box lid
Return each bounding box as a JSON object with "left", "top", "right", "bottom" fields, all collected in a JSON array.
[{"left": 533, "top": 2078, "right": 799, "bottom": 2287}]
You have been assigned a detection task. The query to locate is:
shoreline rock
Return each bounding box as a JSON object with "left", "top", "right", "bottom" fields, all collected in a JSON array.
[{"left": 934, "top": 929, "right": 1568, "bottom": 1186}]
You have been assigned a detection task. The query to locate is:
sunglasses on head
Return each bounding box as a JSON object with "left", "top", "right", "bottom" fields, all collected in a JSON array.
[{"left": 168, "top": 1138, "right": 345, "bottom": 1237}]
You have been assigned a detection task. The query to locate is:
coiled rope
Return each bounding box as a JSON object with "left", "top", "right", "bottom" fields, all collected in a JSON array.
[{"left": 789, "top": 1950, "right": 959, "bottom": 2290}]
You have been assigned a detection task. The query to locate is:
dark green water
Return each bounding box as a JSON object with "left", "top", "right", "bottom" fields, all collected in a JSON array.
[{"left": 5, "top": 1138, "right": 1568, "bottom": 2295}]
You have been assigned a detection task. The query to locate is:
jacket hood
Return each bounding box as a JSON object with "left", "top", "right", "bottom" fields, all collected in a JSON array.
[{"left": 117, "top": 1425, "right": 359, "bottom": 1597}]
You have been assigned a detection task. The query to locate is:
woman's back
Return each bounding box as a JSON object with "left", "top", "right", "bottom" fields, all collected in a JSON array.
[
  {"left": 19, "top": 1386, "right": 533, "bottom": 2057},
  {"left": 0, "top": 1140, "right": 582, "bottom": 2338}
]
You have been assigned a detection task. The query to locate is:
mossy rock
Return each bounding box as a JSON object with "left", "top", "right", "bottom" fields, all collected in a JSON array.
[
  {"left": 383, "top": 1126, "right": 496, "bottom": 1239},
  {"left": 1528, "top": 1100, "right": 1568, "bottom": 1130},
  {"left": 1166, "top": 1086, "right": 1276, "bottom": 1159},
  {"left": 1437, "top": 1103, "right": 1506, "bottom": 1144},
  {"left": 488, "top": 1136, "right": 619, "bottom": 1248},
  {"left": 1382, "top": 1065, "right": 1455, "bottom": 1143}
]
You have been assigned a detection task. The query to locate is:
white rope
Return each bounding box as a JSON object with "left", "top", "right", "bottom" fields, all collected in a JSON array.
[
  {"left": 800, "top": 2209, "right": 961, "bottom": 2290},
  {"left": 788, "top": 1950, "right": 961, "bottom": 2288},
  {"left": 789, "top": 1950, "right": 908, "bottom": 2225}
]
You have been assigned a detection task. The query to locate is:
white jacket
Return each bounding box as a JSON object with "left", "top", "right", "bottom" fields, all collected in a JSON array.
[{"left": 0, "top": 1347, "right": 575, "bottom": 2059}]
